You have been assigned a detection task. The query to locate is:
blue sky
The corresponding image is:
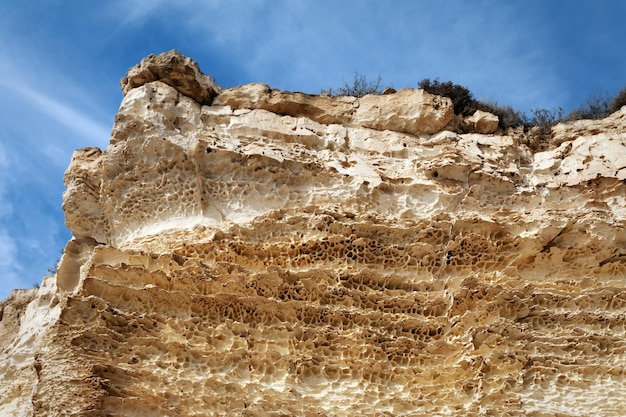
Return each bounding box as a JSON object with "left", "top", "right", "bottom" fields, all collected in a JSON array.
[{"left": 1, "top": 0, "right": 625, "bottom": 299}]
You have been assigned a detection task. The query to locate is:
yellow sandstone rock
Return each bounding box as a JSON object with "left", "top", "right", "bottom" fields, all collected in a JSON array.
[
  {"left": 2, "top": 50, "right": 626, "bottom": 416},
  {"left": 466, "top": 110, "right": 500, "bottom": 134}
]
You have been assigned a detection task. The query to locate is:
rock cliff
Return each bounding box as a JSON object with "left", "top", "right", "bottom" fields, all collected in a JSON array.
[{"left": 2, "top": 50, "right": 626, "bottom": 416}]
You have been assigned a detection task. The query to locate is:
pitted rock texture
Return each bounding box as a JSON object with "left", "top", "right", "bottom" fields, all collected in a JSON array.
[{"left": 2, "top": 51, "right": 626, "bottom": 416}]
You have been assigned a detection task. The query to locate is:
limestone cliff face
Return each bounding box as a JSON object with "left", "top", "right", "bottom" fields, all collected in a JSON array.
[{"left": 2, "top": 50, "right": 626, "bottom": 416}]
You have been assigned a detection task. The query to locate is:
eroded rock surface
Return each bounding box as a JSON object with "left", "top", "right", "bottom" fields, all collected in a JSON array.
[
  {"left": 121, "top": 49, "right": 220, "bottom": 105},
  {"left": 213, "top": 82, "right": 454, "bottom": 135},
  {"left": 2, "top": 51, "right": 626, "bottom": 416}
]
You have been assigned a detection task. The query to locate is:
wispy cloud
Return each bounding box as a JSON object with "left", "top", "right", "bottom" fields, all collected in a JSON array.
[
  {"left": 105, "top": 0, "right": 567, "bottom": 112},
  {"left": 0, "top": 230, "right": 19, "bottom": 273},
  {"left": 0, "top": 22, "right": 109, "bottom": 299},
  {"left": 0, "top": 229, "right": 24, "bottom": 293},
  {"left": 0, "top": 142, "right": 22, "bottom": 297},
  {"left": 0, "top": 81, "right": 112, "bottom": 144},
  {"left": 0, "top": 142, "right": 13, "bottom": 217},
  {"left": 0, "top": 22, "right": 113, "bottom": 149}
]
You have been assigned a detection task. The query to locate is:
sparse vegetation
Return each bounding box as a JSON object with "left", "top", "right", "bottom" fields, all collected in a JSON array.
[
  {"left": 47, "top": 257, "right": 60, "bottom": 274},
  {"left": 322, "top": 73, "right": 387, "bottom": 97},
  {"left": 325, "top": 74, "right": 626, "bottom": 144},
  {"left": 418, "top": 78, "right": 626, "bottom": 133},
  {"left": 608, "top": 87, "right": 626, "bottom": 114},
  {"left": 526, "top": 107, "right": 564, "bottom": 134},
  {"left": 566, "top": 91, "right": 611, "bottom": 121},
  {"left": 563, "top": 88, "right": 626, "bottom": 121}
]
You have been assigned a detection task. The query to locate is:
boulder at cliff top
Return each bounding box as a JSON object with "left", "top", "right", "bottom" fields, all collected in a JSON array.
[
  {"left": 466, "top": 109, "right": 499, "bottom": 134},
  {"left": 2, "top": 51, "right": 626, "bottom": 416},
  {"left": 121, "top": 49, "right": 221, "bottom": 105}
]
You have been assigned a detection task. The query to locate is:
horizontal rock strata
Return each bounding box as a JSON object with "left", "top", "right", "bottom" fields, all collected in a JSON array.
[{"left": 2, "top": 50, "right": 626, "bottom": 416}]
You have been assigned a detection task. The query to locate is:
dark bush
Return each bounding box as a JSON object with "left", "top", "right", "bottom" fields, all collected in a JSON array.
[
  {"left": 322, "top": 73, "right": 385, "bottom": 97},
  {"left": 608, "top": 87, "right": 626, "bottom": 114},
  {"left": 566, "top": 91, "right": 611, "bottom": 121},
  {"left": 472, "top": 100, "right": 526, "bottom": 129},
  {"left": 525, "top": 107, "right": 564, "bottom": 134},
  {"left": 566, "top": 89, "right": 626, "bottom": 120},
  {"left": 418, "top": 78, "right": 474, "bottom": 115},
  {"left": 418, "top": 79, "right": 525, "bottom": 129}
]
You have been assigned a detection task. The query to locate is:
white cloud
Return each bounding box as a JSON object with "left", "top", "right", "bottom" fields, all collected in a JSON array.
[
  {"left": 0, "top": 143, "right": 8, "bottom": 168},
  {"left": 0, "top": 228, "right": 22, "bottom": 299},
  {"left": 0, "top": 81, "right": 111, "bottom": 144},
  {"left": 0, "top": 229, "right": 17, "bottom": 270},
  {"left": 0, "top": 6, "right": 111, "bottom": 299},
  {"left": 102, "top": 0, "right": 567, "bottom": 112},
  {"left": 0, "top": 26, "right": 113, "bottom": 149},
  {"left": 0, "top": 142, "right": 13, "bottom": 218},
  {"left": 110, "top": 0, "right": 232, "bottom": 27}
]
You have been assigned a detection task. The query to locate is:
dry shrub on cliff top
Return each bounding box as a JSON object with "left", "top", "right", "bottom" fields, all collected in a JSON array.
[
  {"left": 322, "top": 73, "right": 386, "bottom": 97},
  {"left": 566, "top": 88, "right": 626, "bottom": 121},
  {"left": 526, "top": 107, "right": 564, "bottom": 134},
  {"left": 566, "top": 91, "right": 612, "bottom": 121},
  {"left": 326, "top": 74, "right": 626, "bottom": 133},
  {"left": 608, "top": 87, "right": 626, "bottom": 114}
]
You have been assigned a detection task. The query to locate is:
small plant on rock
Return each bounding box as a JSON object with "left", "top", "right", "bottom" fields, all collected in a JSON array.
[
  {"left": 566, "top": 91, "right": 611, "bottom": 121},
  {"left": 608, "top": 87, "right": 626, "bottom": 114},
  {"left": 322, "top": 73, "right": 386, "bottom": 97},
  {"left": 526, "top": 107, "right": 564, "bottom": 134}
]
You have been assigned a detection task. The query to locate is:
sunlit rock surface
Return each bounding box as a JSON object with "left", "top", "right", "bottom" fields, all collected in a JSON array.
[{"left": 2, "top": 50, "right": 626, "bottom": 416}]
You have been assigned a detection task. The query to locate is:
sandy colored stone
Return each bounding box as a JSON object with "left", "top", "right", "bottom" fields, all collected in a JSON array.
[
  {"left": 3, "top": 52, "right": 626, "bottom": 416},
  {"left": 0, "top": 289, "right": 37, "bottom": 353},
  {"left": 214, "top": 84, "right": 454, "bottom": 135},
  {"left": 551, "top": 106, "right": 626, "bottom": 146},
  {"left": 354, "top": 88, "right": 453, "bottom": 134},
  {"left": 213, "top": 83, "right": 357, "bottom": 126},
  {"left": 466, "top": 109, "right": 499, "bottom": 134}
]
